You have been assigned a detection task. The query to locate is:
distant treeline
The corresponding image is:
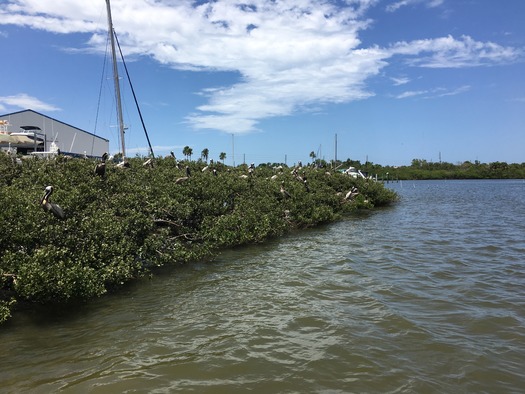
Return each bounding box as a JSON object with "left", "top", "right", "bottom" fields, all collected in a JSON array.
[{"left": 277, "top": 158, "right": 525, "bottom": 180}]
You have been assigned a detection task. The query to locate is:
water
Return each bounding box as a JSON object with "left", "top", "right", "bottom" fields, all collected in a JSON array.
[{"left": 1, "top": 180, "right": 524, "bottom": 393}]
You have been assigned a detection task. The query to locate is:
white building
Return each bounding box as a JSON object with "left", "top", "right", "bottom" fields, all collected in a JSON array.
[{"left": 0, "top": 109, "right": 109, "bottom": 158}]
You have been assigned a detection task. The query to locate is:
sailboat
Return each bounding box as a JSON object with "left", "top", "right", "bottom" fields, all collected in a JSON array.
[{"left": 105, "top": 0, "right": 154, "bottom": 163}]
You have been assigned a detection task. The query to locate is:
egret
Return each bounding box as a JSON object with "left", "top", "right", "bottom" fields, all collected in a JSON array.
[{"left": 41, "top": 186, "right": 66, "bottom": 219}]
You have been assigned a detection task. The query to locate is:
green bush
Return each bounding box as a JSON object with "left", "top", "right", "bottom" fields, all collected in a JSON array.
[{"left": 0, "top": 155, "right": 397, "bottom": 323}]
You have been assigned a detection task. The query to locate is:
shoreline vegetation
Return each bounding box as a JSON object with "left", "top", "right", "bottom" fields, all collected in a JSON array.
[
  {"left": 1, "top": 154, "right": 397, "bottom": 325},
  {"left": 354, "top": 158, "right": 525, "bottom": 181}
]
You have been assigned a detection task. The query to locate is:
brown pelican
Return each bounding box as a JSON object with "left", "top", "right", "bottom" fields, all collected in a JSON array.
[
  {"left": 41, "top": 186, "right": 65, "bottom": 219},
  {"left": 175, "top": 176, "right": 189, "bottom": 184},
  {"left": 280, "top": 182, "right": 291, "bottom": 199},
  {"left": 345, "top": 187, "right": 359, "bottom": 200},
  {"left": 94, "top": 152, "right": 108, "bottom": 177},
  {"left": 303, "top": 176, "right": 310, "bottom": 192}
]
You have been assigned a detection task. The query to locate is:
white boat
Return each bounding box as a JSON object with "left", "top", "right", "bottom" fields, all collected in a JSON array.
[
  {"left": 10, "top": 126, "right": 45, "bottom": 145},
  {"left": 342, "top": 166, "right": 368, "bottom": 179}
]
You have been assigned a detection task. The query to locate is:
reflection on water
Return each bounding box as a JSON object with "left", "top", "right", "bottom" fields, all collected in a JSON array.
[{"left": 1, "top": 180, "right": 524, "bottom": 393}]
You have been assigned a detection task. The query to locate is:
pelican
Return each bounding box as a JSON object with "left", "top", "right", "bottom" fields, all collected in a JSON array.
[
  {"left": 116, "top": 160, "right": 130, "bottom": 169},
  {"left": 41, "top": 186, "right": 65, "bottom": 219},
  {"left": 303, "top": 177, "right": 310, "bottom": 192},
  {"left": 345, "top": 187, "right": 359, "bottom": 200},
  {"left": 94, "top": 152, "right": 108, "bottom": 177},
  {"left": 175, "top": 176, "right": 189, "bottom": 184},
  {"left": 280, "top": 182, "right": 291, "bottom": 199}
]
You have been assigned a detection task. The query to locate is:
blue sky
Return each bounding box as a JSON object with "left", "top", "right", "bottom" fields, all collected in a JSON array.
[{"left": 1, "top": 0, "right": 524, "bottom": 166}]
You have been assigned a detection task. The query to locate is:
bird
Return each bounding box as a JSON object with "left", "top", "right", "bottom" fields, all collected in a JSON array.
[
  {"left": 41, "top": 186, "right": 66, "bottom": 219},
  {"left": 303, "top": 176, "right": 310, "bottom": 192},
  {"left": 175, "top": 176, "right": 189, "bottom": 184},
  {"left": 94, "top": 152, "right": 108, "bottom": 177},
  {"left": 345, "top": 187, "right": 359, "bottom": 200},
  {"left": 186, "top": 166, "right": 191, "bottom": 177},
  {"left": 143, "top": 158, "right": 154, "bottom": 167},
  {"left": 280, "top": 182, "right": 292, "bottom": 199},
  {"left": 116, "top": 160, "right": 130, "bottom": 169}
]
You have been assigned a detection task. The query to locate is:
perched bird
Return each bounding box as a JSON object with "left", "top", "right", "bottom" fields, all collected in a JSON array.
[
  {"left": 186, "top": 166, "right": 191, "bottom": 177},
  {"left": 202, "top": 165, "right": 209, "bottom": 172},
  {"left": 175, "top": 176, "right": 189, "bottom": 184},
  {"left": 94, "top": 152, "right": 108, "bottom": 177},
  {"left": 41, "top": 186, "right": 65, "bottom": 219},
  {"left": 280, "top": 182, "right": 292, "bottom": 199},
  {"left": 116, "top": 160, "right": 130, "bottom": 169},
  {"left": 170, "top": 151, "right": 175, "bottom": 159},
  {"left": 213, "top": 169, "right": 218, "bottom": 176},
  {"left": 345, "top": 187, "right": 359, "bottom": 200},
  {"left": 303, "top": 177, "right": 310, "bottom": 192}
]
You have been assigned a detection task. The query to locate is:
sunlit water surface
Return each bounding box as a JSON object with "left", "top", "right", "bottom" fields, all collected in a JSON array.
[{"left": 1, "top": 180, "right": 524, "bottom": 393}]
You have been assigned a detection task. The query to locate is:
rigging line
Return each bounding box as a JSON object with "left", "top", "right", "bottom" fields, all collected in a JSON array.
[
  {"left": 113, "top": 30, "right": 155, "bottom": 159},
  {"left": 91, "top": 34, "right": 110, "bottom": 157}
]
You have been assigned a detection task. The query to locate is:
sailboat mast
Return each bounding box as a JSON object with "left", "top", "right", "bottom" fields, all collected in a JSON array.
[{"left": 106, "top": 0, "right": 126, "bottom": 159}]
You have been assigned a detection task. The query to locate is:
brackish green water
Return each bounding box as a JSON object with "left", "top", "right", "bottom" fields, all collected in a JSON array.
[{"left": 1, "top": 180, "right": 524, "bottom": 393}]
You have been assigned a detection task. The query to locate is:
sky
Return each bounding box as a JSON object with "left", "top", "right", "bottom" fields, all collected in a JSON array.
[{"left": 0, "top": 0, "right": 524, "bottom": 166}]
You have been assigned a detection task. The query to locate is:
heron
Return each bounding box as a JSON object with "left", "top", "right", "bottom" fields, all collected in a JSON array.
[
  {"left": 41, "top": 186, "right": 65, "bottom": 219},
  {"left": 94, "top": 152, "right": 108, "bottom": 177}
]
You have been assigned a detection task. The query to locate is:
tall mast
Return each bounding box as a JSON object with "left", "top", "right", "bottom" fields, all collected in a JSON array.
[{"left": 106, "top": 0, "right": 126, "bottom": 159}]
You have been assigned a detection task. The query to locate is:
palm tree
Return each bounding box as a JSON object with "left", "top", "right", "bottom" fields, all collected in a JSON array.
[
  {"left": 183, "top": 146, "right": 193, "bottom": 161},
  {"left": 219, "top": 152, "right": 226, "bottom": 164},
  {"left": 201, "top": 148, "right": 209, "bottom": 163},
  {"left": 309, "top": 151, "right": 316, "bottom": 163}
]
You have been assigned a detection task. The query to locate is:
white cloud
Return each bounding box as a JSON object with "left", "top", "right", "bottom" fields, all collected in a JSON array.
[
  {"left": 0, "top": 93, "right": 61, "bottom": 112},
  {"left": 391, "top": 76, "right": 411, "bottom": 85},
  {"left": 390, "top": 35, "right": 520, "bottom": 68},
  {"left": 396, "top": 85, "right": 470, "bottom": 99},
  {"left": 0, "top": 1, "right": 520, "bottom": 134},
  {"left": 386, "top": 0, "right": 444, "bottom": 12}
]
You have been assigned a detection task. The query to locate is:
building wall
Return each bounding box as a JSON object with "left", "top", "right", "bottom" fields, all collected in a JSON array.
[{"left": 0, "top": 110, "right": 109, "bottom": 158}]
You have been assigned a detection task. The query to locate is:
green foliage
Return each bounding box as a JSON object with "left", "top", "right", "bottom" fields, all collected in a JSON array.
[{"left": 0, "top": 155, "right": 397, "bottom": 323}]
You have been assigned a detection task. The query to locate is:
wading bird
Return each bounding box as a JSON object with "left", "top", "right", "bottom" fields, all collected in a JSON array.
[{"left": 41, "top": 186, "right": 65, "bottom": 219}]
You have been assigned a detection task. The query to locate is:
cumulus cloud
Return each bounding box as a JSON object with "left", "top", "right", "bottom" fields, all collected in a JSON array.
[
  {"left": 0, "top": 93, "right": 61, "bottom": 112},
  {"left": 0, "top": 0, "right": 520, "bottom": 133}
]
